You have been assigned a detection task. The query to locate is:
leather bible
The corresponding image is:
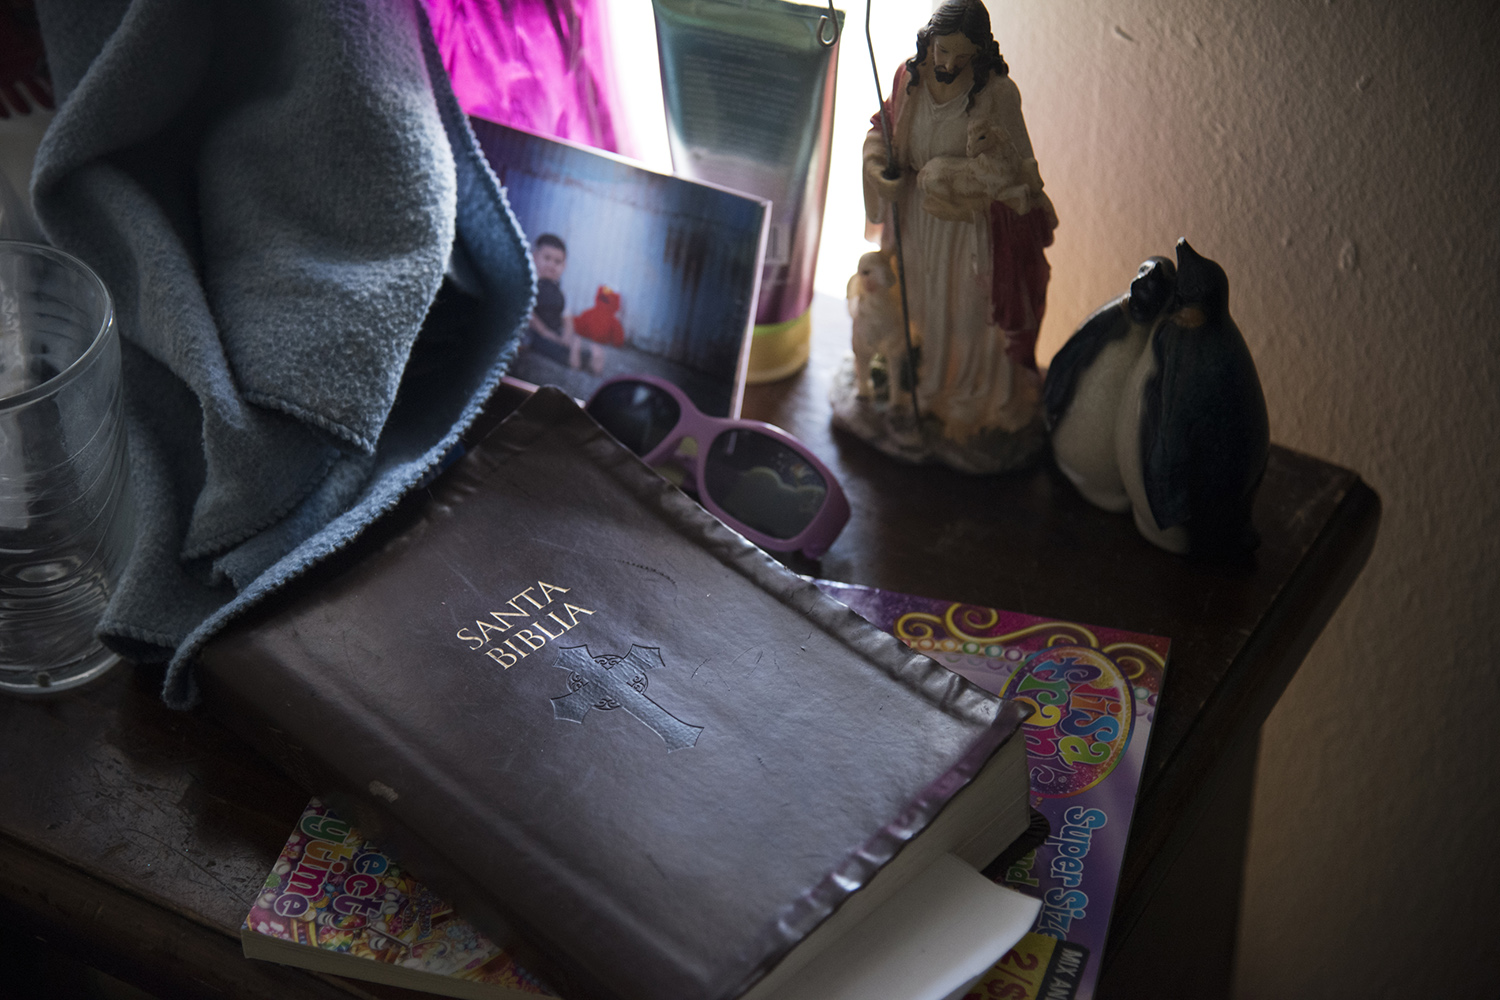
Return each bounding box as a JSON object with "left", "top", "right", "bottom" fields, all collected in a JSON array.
[{"left": 200, "top": 388, "right": 1031, "bottom": 1000}]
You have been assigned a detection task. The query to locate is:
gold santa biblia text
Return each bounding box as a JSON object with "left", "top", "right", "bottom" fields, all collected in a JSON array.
[{"left": 455, "top": 581, "right": 597, "bottom": 668}]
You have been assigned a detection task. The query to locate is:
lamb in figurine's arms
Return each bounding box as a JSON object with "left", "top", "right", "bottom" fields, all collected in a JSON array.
[{"left": 917, "top": 116, "right": 1036, "bottom": 220}]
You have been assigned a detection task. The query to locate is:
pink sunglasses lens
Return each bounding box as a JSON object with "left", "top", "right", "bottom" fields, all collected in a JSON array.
[
  {"left": 703, "top": 429, "right": 829, "bottom": 541},
  {"left": 586, "top": 380, "right": 681, "bottom": 456}
]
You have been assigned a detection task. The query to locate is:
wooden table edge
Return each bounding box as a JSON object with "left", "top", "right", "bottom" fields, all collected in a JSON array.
[{"left": 1102, "top": 474, "right": 1381, "bottom": 968}]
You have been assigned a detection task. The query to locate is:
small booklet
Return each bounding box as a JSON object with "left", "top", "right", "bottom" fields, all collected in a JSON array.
[
  {"left": 241, "top": 798, "right": 552, "bottom": 1000},
  {"left": 811, "top": 581, "right": 1170, "bottom": 1000}
]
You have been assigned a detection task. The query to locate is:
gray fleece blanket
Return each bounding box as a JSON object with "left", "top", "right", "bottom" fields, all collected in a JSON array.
[{"left": 31, "top": 0, "right": 533, "bottom": 706}]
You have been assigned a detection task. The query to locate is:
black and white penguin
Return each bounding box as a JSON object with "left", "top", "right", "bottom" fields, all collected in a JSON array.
[
  {"left": 1117, "top": 240, "right": 1269, "bottom": 555},
  {"left": 1044, "top": 256, "right": 1176, "bottom": 512}
]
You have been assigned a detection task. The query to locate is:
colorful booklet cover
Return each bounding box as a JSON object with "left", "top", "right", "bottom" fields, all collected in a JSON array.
[
  {"left": 241, "top": 798, "right": 554, "bottom": 999},
  {"left": 812, "top": 581, "right": 1170, "bottom": 1000}
]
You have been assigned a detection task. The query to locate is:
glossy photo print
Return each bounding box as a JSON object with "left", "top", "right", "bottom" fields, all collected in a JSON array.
[{"left": 471, "top": 119, "right": 769, "bottom": 417}]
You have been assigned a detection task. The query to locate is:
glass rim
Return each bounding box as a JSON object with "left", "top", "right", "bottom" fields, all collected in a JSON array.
[{"left": 0, "top": 240, "right": 118, "bottom": 413}]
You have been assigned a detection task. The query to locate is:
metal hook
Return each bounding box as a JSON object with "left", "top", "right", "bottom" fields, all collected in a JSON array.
[{"left": 817, "top": 0, "right": 839, "bottom": 46}]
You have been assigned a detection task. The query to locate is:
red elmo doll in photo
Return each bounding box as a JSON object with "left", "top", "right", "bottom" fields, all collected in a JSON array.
[{"left": 573, "top": 286, "right": 625, "bottom": 347}]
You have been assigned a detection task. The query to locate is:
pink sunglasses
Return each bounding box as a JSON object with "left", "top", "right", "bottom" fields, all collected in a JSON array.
[{"left": 586, "top": 375, "right": 849, "bottom": 558}]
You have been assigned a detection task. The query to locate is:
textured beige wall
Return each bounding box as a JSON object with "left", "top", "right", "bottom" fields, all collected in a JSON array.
[{"left": 971, "top": 0, "right": 1499, "bottom": 993}]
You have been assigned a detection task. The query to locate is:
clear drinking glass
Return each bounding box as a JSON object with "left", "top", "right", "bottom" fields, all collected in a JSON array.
[{"left": 0, "top": 241, "right": 132, "bottom": 695}]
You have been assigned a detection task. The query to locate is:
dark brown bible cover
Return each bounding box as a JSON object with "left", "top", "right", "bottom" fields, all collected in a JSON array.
[{"left": 200, "top": 388, "right": 1027, "bottom": 1000}]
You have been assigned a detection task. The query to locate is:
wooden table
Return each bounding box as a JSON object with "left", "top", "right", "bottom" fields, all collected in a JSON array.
[{"left": 0, "top": 294, "right": 1378, "bottom": 999}]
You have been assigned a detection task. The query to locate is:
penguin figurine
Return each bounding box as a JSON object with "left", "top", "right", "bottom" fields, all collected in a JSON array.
[
  {"left": 1117, "top": 239, "right": 1269, "bottom": 555},
  {"left": 1044, "top": 256, "right": 1177, "bottom": 512}
]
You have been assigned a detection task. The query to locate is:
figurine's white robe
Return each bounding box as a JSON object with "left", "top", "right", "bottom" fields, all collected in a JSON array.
[{"left": 865, "top": 71, "right": 1038, "bottom": 438}]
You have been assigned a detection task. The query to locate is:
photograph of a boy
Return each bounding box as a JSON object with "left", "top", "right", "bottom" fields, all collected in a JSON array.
[
  {"left": 524, "top": 233, "right": 604, "bottom": 374},
  {"left": 473, "top": 118, "right": 767, "bottom": 417}
]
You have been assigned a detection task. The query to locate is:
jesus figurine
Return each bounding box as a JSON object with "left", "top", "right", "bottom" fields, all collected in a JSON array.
[{"left": 844, "top": 0, "right": 1055, "bottom": 472}]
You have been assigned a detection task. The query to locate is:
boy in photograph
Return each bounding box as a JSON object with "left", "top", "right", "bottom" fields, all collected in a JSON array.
[{"left": 524, "top": 234, "right": 603, "bottom": 373}]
